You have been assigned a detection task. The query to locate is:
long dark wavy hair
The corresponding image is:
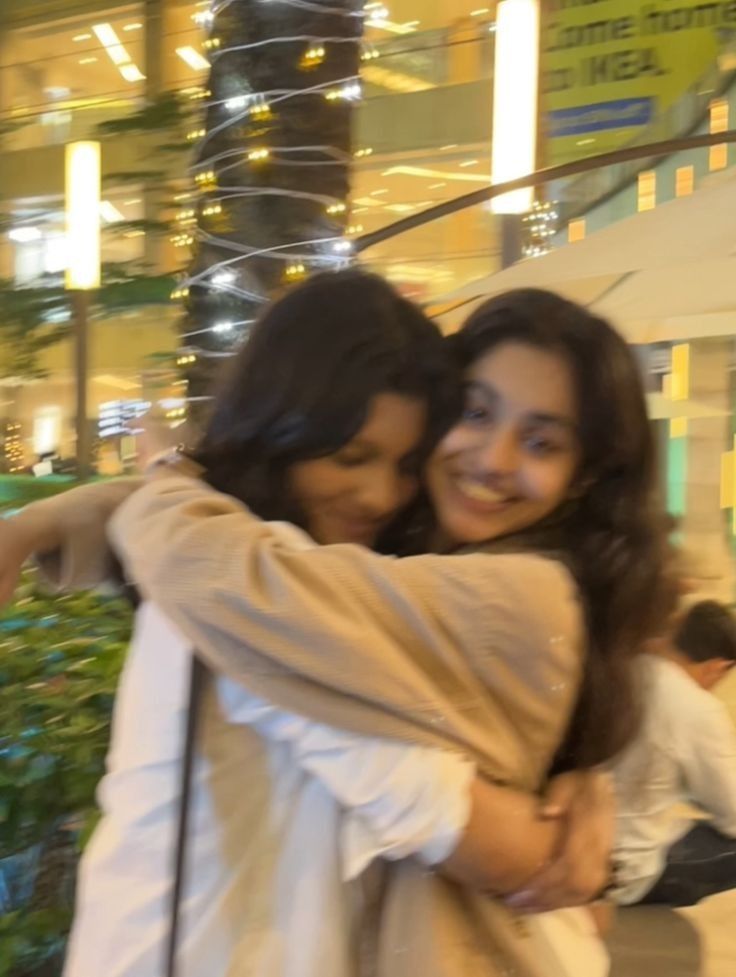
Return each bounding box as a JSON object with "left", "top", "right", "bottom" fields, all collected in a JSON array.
[
  {"left": 453, "top": 288, "right": 677, "bottom": 768},
  {"left": 191, "top": 270, "right": 461, "bottom": 532}
]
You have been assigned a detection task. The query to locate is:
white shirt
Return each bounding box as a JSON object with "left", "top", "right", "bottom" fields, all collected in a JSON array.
[
  {"left": 613, "top": 655, "right": 736, "bottom": 904},
  {"left": 63, "top": 603, "right": 474, "bottom": 977}
]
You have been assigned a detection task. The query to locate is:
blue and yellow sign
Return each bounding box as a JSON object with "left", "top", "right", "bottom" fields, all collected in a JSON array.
[{"left": 541, "top": 0, "right": 736, "bottom": 164}]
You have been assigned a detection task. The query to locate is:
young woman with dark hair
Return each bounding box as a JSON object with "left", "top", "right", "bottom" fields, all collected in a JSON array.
[
  {"left": 194, "top": 269, "right": 459, "bottom": 536},
  {"left": 3, "top": 284, "right": 674, "bottom": 977}
]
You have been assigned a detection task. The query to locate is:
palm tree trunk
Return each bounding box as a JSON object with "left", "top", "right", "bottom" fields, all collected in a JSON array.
[{"left": 183, "top": 0, "right": 364, "bottom": 367}]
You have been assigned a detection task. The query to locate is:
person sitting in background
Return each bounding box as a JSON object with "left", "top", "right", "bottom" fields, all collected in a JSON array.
[{"left": 613, "top": 600, "right": 736, "bottom": 907}]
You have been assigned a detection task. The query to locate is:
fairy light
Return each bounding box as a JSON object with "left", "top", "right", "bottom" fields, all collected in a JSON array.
[
  {"left": 4, "top": 421, "right": 24, "bottom": 473},
  {"left": 300, "top": 45, "right": 326, "bottom": 68},
  {"left": 168, "top": 0, "right": 363, "bottom": 382},
  {"left": 325, "top": 81, "right": 362, "bottom": 101},
  {"left": 225, "top": 94, "right": 249, "bottom": 111}
]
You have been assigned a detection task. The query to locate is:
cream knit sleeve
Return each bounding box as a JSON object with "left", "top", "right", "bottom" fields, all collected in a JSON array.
[
  {"left": 19, "top": 478, "right": 142, "bottom": 590},
  {"left": 110, "top": 474, "right": 583, "bottom": 782}
]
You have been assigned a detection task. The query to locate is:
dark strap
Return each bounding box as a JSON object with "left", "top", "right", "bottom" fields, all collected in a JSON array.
[{"left": 165, "top": 655, "right": 208, "bottom": 977}]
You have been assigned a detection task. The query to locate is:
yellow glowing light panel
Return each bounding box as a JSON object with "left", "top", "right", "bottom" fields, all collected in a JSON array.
[
  {"left": 671, "top": 343, "right": 690, "bottom": 401},
  {"left": 491, "top": 0, "right": 540, "bottom": 214},
  {"left": 65, "top": 141, "right": 101, "bottom": 290}
]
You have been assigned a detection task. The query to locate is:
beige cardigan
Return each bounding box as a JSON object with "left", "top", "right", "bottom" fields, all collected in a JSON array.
[{"left": 28, "top": 477, "right": 589, "bottom": 977}]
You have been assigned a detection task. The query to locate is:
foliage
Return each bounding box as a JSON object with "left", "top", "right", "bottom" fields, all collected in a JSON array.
[
  {"left": 96, "top": 91, "right": 195, "bottom": 139},
  {"left": 96, "top": 264, "right": 177, "bottom": 312},
  {"left": 0, "top": 281, "right": 69, "bottom": 381},
  {"left": 0, "top": 571, "right": 130, "bottom": 975}
]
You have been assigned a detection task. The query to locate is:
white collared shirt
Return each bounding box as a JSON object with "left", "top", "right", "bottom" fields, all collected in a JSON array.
[
  {"left": 613, "top": 655, "right": 736, "bottom": 904},
  {"left": 63, "top": 603, "right": 474, "bottom": 977}
]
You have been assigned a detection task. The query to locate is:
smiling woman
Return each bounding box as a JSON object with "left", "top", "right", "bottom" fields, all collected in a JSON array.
[{"left": 428, "top": 342, "right": 580, "bottom": 548}]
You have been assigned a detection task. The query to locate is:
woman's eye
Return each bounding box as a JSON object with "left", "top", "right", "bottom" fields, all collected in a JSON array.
[
  {"left": 461, "top": 404, "right": 490, "bottom": 424},
  {"left": 525, "top": 436, "right": 561, "bottom": 456},
  {"left": 334, "top": 452, "right": 369, "bottom": 468}
]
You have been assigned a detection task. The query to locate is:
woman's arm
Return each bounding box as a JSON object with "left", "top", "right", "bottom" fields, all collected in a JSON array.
[
  {"left": 235, "top": 692, "right": 574, "bottom": 897},
  {"left": 109, "top": 474, "right": 583, "bottom": 772},
  {"left": 443, "top": 780, "right": 562, "bottom": 893},
  {"left": 0, "top": 479, "right": 141, "bottom": 599}
]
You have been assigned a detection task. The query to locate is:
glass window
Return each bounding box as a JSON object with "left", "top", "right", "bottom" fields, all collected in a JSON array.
[{"left": 0, "top": 6, "right": 145, "bottom": 149}]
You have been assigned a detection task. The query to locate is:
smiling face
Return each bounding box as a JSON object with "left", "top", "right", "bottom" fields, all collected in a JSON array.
[
  {"left": 287, "top": 391, "right": 427, "bottom": 547},
  {"left": 427, "top": 342, "right": 582, "bottom": 548}
]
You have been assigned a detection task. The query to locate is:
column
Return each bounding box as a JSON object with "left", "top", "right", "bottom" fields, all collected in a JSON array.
[{"left": 680, "top": 339, "right": 735, "bottom": 602}]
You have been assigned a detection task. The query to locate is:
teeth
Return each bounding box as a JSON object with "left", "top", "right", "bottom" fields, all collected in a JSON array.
[{"left": 456, "top": 477, "right": 507, "bottom": 504}]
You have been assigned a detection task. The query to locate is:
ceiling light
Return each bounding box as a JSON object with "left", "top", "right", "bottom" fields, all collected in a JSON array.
[
  {"left": 352, "top": 197, "right": 386, "bottom": 208},
  {"left": 120, "top": 63, "right": 146, "bottom": 82},
  {"left": 471, "top": 7, "right": 490, "bottom": 15},
  {"left": 108, "top": 45, "right": 129, "bottom": 65},
  {"left": 459, "top": 159, "right": 479, "bottom": 167},
  {"left": 92, "top": 23, "right": 131, "bottom": 64},
  {"left": 8, "top": 227, "right": 42, "bottom": 243},
  {"left": 361, "top": 65, "right": 433, "bottom": 93},
  {"left": 73, "top": 33, "right": 92, "bottom": 41},
  {"left": 79, "top": 57, "right": 98, "bottom": 65},
  {"left": 368, "top": 19, "right": 418, "bottom": 34},
  {"left": 370, "top": 189, "right": 389, "bottom": 196},
  {"left": 100, "top": 201, "right": 125, "bottom": 223},
  {"left": 122, "top": 23, "right": 143, "bottom": 31},
  {"left": 440, "top": 143, "right": 458, "bottom": 150},
  {"left": 382, "top": 165, "right": 490, "bottom": 184},
  {"left": 92, "top": 22, "right": 121, "bottom": 47},
  {"left": 123, "top": 199, "right": 142, "bottom": 206},
  {"left": 176, "top": 46, "right": 210, "bottom": 71}
]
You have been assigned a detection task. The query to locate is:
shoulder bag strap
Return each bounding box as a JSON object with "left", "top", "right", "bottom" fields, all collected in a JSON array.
[{"left": 165, "top": 654, "right": 208, "bottom": 977}]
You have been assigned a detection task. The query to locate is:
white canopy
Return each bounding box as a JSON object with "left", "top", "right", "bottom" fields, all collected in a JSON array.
[{"left": 434, "top": 168, "right": 736, "bottom": 346}]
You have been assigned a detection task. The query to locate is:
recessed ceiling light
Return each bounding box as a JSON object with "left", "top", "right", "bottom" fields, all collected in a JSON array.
[
  {"left": 73, "top": 33, "right": 92, "bottom": 42},
  {"left": 79, "top": 57, "right": 98, "bottom": 65},
  {"left": 100, "top": 201, "right": 125, "bottom": 223},
  {"left": 8, "top": 227, "right": 42, "bottom": 243},
  {"left": 93, "top": 23, "right": 130, "bottom": 64},
  {"left": 120, "top": 63, "right": 146, "bottom": 82},
  {"left": 123, "top": 23, "right": 143, "bottom": 31},
  {"left": 176, "top": 46, "right": 210, "bottom": 71}
]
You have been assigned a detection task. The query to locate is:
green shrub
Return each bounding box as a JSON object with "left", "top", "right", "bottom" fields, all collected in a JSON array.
[{"left": 0, "top": 572, "right": 130, "bottom": 976}]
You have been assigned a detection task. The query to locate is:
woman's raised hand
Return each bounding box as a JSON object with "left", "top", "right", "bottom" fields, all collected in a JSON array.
[{"left": 505, "top": 769, "right": 615, "bottom": 913}]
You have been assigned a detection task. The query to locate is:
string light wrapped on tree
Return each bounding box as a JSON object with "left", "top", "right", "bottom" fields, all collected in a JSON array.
[{"left": 177, "top": 0, "right": 365, "bottom": 398}]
